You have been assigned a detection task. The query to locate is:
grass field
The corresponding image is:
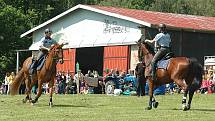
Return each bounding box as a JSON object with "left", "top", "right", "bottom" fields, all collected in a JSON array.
[{"left": 0, "top": 94, "right": 215, "bottom": 121}]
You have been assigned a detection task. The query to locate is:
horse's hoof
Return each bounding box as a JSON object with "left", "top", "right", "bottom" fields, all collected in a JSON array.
[
  {"left": 186, "top": 104, "right": 191, "bottom": 110},
  {"left": 182, "top": 105, "right": 188, "bottom": 111},
  {"left": 145, "top": 106, "right": 152, "bottom": 110},
  {"left": 31, "top": 100, "right": 36, "bottom": 104},
  {"left": 49, "top": 102, "right": 53, "bottom": 108},
  {"left": 22, "top": 99, "right": 27, "bottom": 103},
  {"left": 153, "top": 102, "right": 159, "bottom": 108},
  {"left": 28, "top": 99, "right": 32, "bottom": 103}
]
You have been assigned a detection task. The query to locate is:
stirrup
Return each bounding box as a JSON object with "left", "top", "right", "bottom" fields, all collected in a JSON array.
[{"left": 30, "top": 68, "right": 36, "bottom": 75}]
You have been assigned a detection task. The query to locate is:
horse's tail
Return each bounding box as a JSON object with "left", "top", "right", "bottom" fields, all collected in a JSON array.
[
  {"left": 188, "top": 58, "right": 203, "bottom": 91},
  {"left": 10, "top": 68, "right": 25, "bottom": 95}
]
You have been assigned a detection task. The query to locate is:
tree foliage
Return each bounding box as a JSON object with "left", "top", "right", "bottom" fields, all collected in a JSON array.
[
  {"left": 148, "top": 0, "right": 215, "bottom": 16},
  {"left": 0, "top": 0, "right": 31, "bottom": 80}
]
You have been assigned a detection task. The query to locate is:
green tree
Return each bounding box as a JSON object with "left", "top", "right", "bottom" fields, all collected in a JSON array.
[
  {"left": 0, "top": 1, "right": 31, "bottom": 81},
  {"left": 147, "top": 0, "right": 215, "bottom": 17}
]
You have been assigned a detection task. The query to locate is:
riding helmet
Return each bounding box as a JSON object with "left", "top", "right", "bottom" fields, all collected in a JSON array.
[{"left": 45, "top": 28, "right": 52, "bottom": 33}]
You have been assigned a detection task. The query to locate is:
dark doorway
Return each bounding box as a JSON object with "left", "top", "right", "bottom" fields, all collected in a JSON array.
[{"left": 75, "top": 47, "right": 104, "bottom": 75}]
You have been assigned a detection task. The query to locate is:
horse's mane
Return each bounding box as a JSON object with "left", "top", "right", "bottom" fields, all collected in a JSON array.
[
  {"left": 50, "top": 44, "right": 60, "bottom": 50},
  {"left": 142, "top": 41, "right": 155, "bottom": 55},
  {"left": 46, "top": 44, "right": 62, "bottom": 59}
]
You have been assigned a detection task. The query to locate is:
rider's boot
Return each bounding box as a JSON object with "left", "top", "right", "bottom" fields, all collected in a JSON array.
[
  {"left": 30, "top": 60, "right": 38, "bottom": 76},
  {"left": 151, "top": 62, "right": 157, "bottom": 81}
]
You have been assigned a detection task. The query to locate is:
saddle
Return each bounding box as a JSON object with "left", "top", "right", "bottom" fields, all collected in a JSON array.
[
  {"left": 157, "top": 52, "right": 174, "bottom": 70},
  {"left": 36, "top": 55, "right": 46, "bottom": 70},
  {"left": 29, "top": 55, "right": 47, "bottom": 74}
]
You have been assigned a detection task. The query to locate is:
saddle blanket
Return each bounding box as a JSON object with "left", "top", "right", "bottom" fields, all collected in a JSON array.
[
  {"left": 29, "top": 55, "right": 46, "bottom": 71},
  {"left": 157, "top": 59, "right": 170, "bottom": 70},
  {"left": 36, "top": 56, "right": 46, "bottom": 70}
]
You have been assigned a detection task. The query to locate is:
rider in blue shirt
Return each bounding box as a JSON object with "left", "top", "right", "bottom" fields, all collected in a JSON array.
[
  {"left": 145, "top": 23, "right": 171, "bottom": 81},
  {"left": 30, "top": 28, "right": 57, "bottom": 75}
]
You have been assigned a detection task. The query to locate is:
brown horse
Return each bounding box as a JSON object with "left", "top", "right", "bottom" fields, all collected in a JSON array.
[
  {"left": 10, "top": 43, "right": 65, "bottom": 107},
  {"left": 138, "top": 40, "right": 203, "bottom": 111}
]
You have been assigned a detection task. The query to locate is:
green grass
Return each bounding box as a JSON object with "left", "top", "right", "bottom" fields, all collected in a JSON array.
[{"left": 0, "top": 94, "right": 215, "bottom": 121}]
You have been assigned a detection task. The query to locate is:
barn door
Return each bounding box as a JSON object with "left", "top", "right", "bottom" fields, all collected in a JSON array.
[
  {"left": 103, "top": 46, "right": 129, "bottom": 74},
  {"left": 57, "top": 49, "right": 76, "bottom": 75}
]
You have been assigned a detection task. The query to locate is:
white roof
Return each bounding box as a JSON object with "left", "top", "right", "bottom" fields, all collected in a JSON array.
[{"left": 20, "top": 4, "right": 151, "bottom": 38}]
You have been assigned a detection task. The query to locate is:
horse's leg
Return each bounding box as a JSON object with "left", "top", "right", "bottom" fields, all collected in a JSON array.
[
  {"left": 182, "top": 90, "right": 188, "bottom": 111},
  {"left": 32, "top": 80, "right": 42, "bottom": 104},
  {"left": 146, "top": 77, "right": 154, "bottom": 110},
  {"left": 48, "top": 80, "right": 54, "bottom": 107},
  {"left": 173, "top": 78, "right": 189, "bottom": 111},
  {"left": 23, "top": 79, "right": 29, "bottom": 103},
  {"left": 186, "top": 86, "right": 196, "bottom": 110},
  {"left": 23, "top": 77, "right": 32, "bottom": 103},
  {"left": 187, "top": 91, "right": 194, "bottom": 110}
]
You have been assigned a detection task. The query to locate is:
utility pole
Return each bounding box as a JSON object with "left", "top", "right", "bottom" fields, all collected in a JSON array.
[{"left": 16, "top": 49, "right": 30, "bottom": 73}]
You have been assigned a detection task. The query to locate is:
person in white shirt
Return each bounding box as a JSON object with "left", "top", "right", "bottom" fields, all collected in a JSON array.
[{"left": 145, "top": 23, "right": 171, "bottom": 81}]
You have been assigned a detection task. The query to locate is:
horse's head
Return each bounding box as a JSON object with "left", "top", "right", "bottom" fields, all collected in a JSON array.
[{"left": 50, "top": 43, "right": 67, "bottom": 64}]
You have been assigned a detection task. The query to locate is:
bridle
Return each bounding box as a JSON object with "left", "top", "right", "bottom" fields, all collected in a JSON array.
[{"left": 49, "top": 44, "right": 64, "bottom": 64}]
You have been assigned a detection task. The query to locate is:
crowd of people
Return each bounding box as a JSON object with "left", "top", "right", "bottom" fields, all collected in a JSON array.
[
  {"left": 1, "top": 66, "right": 215, "bottom": 95},
  {"left": 0, "top": 72, "right": 19, "bottom": 95},
  {"left": 200, "top": 66, "right": 215, "bottom": 94}
]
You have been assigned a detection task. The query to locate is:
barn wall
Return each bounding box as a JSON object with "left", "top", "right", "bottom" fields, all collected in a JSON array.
[
  {"left": 182, "top": 32, "right": 215, "bottom": 64},
  {"left": 31, "top": 9, "right": 141, "bottom": 49}
]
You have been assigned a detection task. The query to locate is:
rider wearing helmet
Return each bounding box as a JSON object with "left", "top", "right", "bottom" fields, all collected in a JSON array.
[
  {"left": 145, "top": 23, "right": 171, "bottom": 81},
  {"left": 30, "top": 28, "right": 57, "bottom": 75}
]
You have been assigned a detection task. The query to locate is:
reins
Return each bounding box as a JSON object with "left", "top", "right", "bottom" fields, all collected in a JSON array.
[{"left": 138, "top": 42, "right": 153, "bottom": 67}]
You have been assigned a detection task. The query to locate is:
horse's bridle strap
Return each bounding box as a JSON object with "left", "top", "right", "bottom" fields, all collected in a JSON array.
[{"left": 145, "top": 61, "right": 151, "bottom": 67}]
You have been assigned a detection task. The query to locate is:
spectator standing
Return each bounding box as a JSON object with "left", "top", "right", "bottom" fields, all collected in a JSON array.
[
  {"left": 200, "top": 74, "right": 209, "bottom": 94},
  {"left": 74, "top": 70, "right": 84, "bottom": 94},
  {"left": 93, "top": 70, "right": 99, "bottom": 78},
  {"left": 8, "top": 72, "right": 15, "bottom": 94},
  {"left": 66, "top": 72, "right": 72, "bottom": 84},
  {"left": 4, "top": 72, "right": 10, "bottom": 95},
  {"left": 94, "top": 70, "right": 104, "bottom": 94},
  {"left": 61, "top": 72, "right": 66, "bottom": 94},
  {"left": 57, "top": 72, "right": 66, "bottom": 94},
  {"left": 55, "top": 72, "right": 62, "bottom": 94},
  {"left": 85, "top": 70, "right": 94, "bottom": 77},
  {"left": 135, "top": 59, "right": 146, "bottom": 96},
  {"left": 65, "top": 72, "right": 72, "bottom": 94}
]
